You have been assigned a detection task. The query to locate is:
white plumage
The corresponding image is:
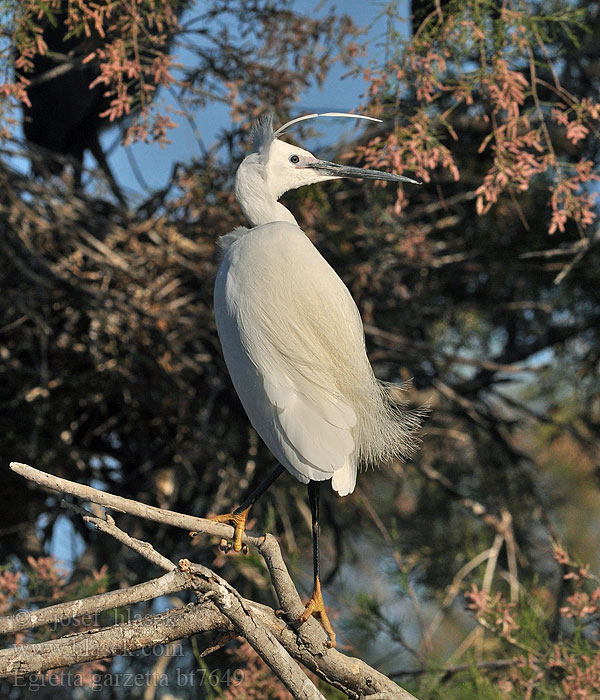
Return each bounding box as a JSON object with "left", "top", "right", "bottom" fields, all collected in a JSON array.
[{"left": 214, "top": 114, "right": 424, "bottom": 497}]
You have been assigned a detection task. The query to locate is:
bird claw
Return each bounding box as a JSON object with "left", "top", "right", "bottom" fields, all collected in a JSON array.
[
  {"left": 208, "top": 506, "right": 251, "bottom": 553},
  {"left": 221, "top": 539, "right": 248, "bottom": 555},
  {"left": 297, "top": 577, "right": 336, "bottom": 648}
]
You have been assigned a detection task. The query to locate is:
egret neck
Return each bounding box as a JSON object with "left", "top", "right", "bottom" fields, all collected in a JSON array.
[{"left": 234, "top": 153, "right": 298, "bottom": 227}]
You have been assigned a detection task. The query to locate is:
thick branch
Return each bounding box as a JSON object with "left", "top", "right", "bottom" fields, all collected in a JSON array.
[
  {"left": 0, "top": 570, "right": 188, "bottom": 635},
  {"left": 0, "top": 600, "right": 232, "bottom": 678},
  {"left": 180, "top": 559, "right": 325, "bottom": 700}
]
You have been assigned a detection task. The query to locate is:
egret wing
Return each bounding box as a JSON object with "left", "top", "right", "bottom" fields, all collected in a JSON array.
[{"left": 215, "top": 222, "right": 363, "bottom": 491}]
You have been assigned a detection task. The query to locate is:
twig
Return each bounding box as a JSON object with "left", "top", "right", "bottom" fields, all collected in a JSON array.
[
  {"left": 62, "top": 499, "right": 176, "bottom": 572},
  {"left": 85, "top": 513, "right": 176, "bottom": 571},
  {"left": 24, "top": 55, "right": 77, "bottom": 88},
  {"left": 519, "top": 241, "right": 589, "bottom": 259},
  {"left": 416, "top": 459, "right": 503, "bottom": 531},
  {"left": 389, "top": 657, "right": 517, "bottom": 678},
  {"left": 473, "top": 511, "right": 513, "bottom": 656},
  {"left": 143, "top": 640, "right": 180, "bottom": 700},
  {"left": 432, "top": 379, "right": 488, "bottom": 427},
  {"left": 365, "top": 325, "right": 537, "bottom": 374},
  {"left": 9, "top": 462, "right": 254, "bottom": 547},
  {"left": 503, "top": 510, "right": 520, "bottom": 603},
  {"left": 553, "top": 240, "right": 597, "bottom": 285},
  {"left": 424, "top": 547, "right": 497, "bottom": 645}
]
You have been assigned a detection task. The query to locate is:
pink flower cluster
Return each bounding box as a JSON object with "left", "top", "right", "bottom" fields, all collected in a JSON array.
[
  {"left": 465, "top": 544, "right": 600, "bottom": 699},
  {"left": 360, "top": 1, "right": 600, "bottom": 237}
]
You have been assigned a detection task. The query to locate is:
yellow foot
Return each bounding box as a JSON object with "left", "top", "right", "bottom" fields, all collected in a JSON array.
[
  {"left": 298, "top": 577, "right": 336, "bottom": 648},
  {"left": 207, "top": 506, "right": 251, "bottom": 553}
]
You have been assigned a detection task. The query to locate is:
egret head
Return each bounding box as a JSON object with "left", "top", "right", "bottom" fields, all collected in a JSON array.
[
  {"left": 235, "top": 112, "right": 421, "bottom": 227},
  {"left": 264, "top": 138, "right": 342, "bottom": 193}
]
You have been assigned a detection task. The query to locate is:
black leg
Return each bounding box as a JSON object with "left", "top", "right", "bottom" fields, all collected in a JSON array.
[
  {"left": 307, "top": 480, "right": 320, "bottom": 586},
  {"left": 233, "top": 463, "right": 286, "bottom": 515},
  {"left": 299, "top": 480, "right": 336, "bottom": 647}
]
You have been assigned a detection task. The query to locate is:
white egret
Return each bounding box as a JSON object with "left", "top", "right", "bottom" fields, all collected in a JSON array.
[{"left": 212, "top": 112, "right": 425, "bottom": 647}]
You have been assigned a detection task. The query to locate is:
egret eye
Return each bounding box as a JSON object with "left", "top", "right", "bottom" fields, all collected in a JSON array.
[{"left": 289, "top": 154, "right": 300, "bottom": 164}]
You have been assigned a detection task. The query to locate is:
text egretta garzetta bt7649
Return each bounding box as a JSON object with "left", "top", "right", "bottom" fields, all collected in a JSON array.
[{"left": 212, "top": 112, "right": 425, "bottom": 647}]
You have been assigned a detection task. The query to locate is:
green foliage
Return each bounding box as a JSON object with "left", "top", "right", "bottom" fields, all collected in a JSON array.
[
  {"left": 354, "top": 591, "right": 384, "bottom": 642},
  {"left": 350, "top": 546, "right": 600, "bottom": 699},
  {"left": 421, "top": 667, "right": 506, "bottom": 700}
]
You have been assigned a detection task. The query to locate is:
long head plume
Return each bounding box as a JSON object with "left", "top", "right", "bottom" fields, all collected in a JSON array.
[{"left": 251, "top": 112, "right": 382, "bottom": 159}]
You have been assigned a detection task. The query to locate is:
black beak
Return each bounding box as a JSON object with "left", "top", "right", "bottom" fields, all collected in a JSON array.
[{"left": 304, "top": 159, "right": 422, "bottom": 185}]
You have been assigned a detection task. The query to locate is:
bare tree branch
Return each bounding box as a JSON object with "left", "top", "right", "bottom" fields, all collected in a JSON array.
[
  {"left": 3, "top": 462, "right": 420, "bottom": 699},
  {"left": 0, "top": 599, "right": 232, "bottom": 677},
  {"left": 389, "top": 658, "right": 516, "bottom": 678},
  {"left": 9, "top": 462, "right": 242, "bottom": 544},
  {"left": 0, "top": 570, "right": 188, "bottom": 635},
  {"left": 179, "top": 559, "right": 326, "bottom": 700},
  {"left": 83, "top": 512, "right": 176, "bottom": 572},
  {"left": 365, "top": 324, "right": 541, "bottom": 374}
]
